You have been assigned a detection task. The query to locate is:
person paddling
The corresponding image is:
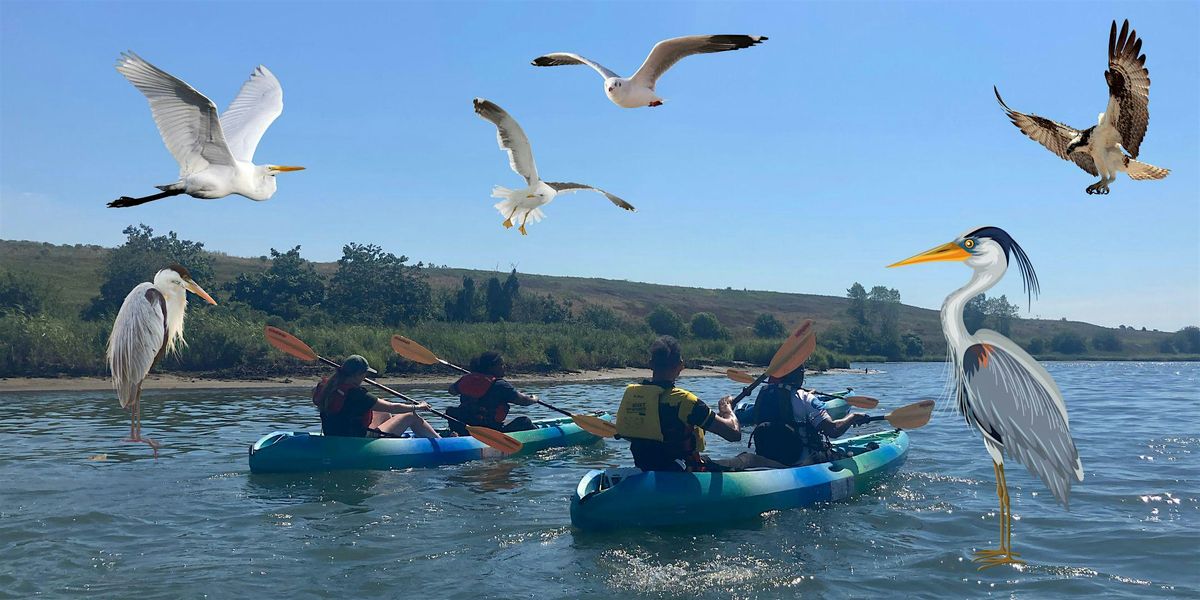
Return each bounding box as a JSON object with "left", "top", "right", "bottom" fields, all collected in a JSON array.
[
  {"left": 615, "top": 336, "right": 742, "bottom": 472},
  {"left": 748, "top": 366, "right": 869, "bottom": 467},
  {"left": 313, "top": 355, "right": 440, "bottom": 438},
  {"left": 446, "top": 351, "right": 538, "bottom": 435}
]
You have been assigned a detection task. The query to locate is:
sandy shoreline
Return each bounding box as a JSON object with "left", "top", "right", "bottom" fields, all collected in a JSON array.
[{"left": 0, "top": 367, "right": 736, "bottom": 392}]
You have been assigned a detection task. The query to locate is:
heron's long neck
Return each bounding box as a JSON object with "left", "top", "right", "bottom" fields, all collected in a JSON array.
[{"left": 941, "top": 267, "right": 1001, "bottom": 355}]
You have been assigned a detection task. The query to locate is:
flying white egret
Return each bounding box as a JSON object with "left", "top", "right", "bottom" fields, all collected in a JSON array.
[
  {"left": 107, "top": 265, "right": 216, "bottom": 456},
  {"left": 889, "top": 226, "right": 1083, "bottom": 569},
  {"left": 473, "top": 98, "right": 635, "bottom": 235},
  {"left": 531, "top": 34, "right": 767, "bottom": 108},
  {"left": 109, "top": 52, "right": 304, "bottom": 208},
  {"left": 994, "top": 20, "right": 1168, "bottom": 195}
]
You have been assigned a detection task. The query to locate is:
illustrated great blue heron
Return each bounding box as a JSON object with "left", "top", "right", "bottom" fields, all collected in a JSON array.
[
  {"left": 109, "top": 52, "right": 304, "bottom": 208},
  {"left": 473, "top": 98, "right": 635, "bottom": 235},
  {"left": 889, "top": 226, "right": 1083, "bottom": 569},
  {"left": 107, "top": 265, "right": 216, "bottom": 455},
  {"left": 994, "top": 20, "right": 1168, "bottom": 195}
]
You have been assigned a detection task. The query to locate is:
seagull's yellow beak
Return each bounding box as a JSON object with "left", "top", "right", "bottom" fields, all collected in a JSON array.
[
  {"left": 526, "top": 194, "right": 537, "bottom": 199},
  {"left": 888, "top": 241, "right": 970, "bottom": 268},
  {"left": 269, "top": 165, "right": 306, "bottom": 173},
  {"left": 185, "top": 280, "right": 218, "bottom": 305}
]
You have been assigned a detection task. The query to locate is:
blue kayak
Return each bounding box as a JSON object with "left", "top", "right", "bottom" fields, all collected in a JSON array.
[
  {"left": 249, "top": 415, "right": 607, "bottom": 473},
  {"left": 570, "top": 429, "right": 908, "bottom": 530},
  {"left": 734, "top": 388, "right": 853, "bottom": 425}
]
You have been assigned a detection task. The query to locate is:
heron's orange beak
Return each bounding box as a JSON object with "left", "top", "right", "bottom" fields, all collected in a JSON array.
[
  {"left": 185, "top": 280, "right": 218, "bottom": 305},
  {"left": 888, "top": 241, "right": 970, "bottom": 268},
  {"left": 269, "top": 165, "right": 306, "bottom": 172}
]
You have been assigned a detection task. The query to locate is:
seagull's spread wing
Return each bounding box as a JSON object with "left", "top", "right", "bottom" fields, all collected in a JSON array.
[
  {"left": 107, "top": 283, "right": 167, "bottom": 409},
  {"left": 994, "top": 87, "right": 1098, "bottom": 176},
  {"left": 530, "top": 53, "right": 619, "bottom": 79},
  {"left": 219, "top": 65, "right": 283, "bottom": 163},
  {"left": 473, "top": 98, "right": 538, "bottom": 185},
  {"left": 116, "top": 52, "right": 235, "bottom": 175},
  {"left": 630, "top": 35, "right": 766, "bottom": 89},
  {"left": 546, "top": 182, "right": 636, "bottom": 211},
  {"left": 961, "top": 331, "right": 1083, "bottom": 508},
  {"left": 1105, "top": 19, "right": 1151, "bottom": 158}
]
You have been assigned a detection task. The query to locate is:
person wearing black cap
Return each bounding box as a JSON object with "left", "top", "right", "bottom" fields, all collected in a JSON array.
[
  {"left": 748, "top": 366, "right": 869, "bottom": 466},
  {"left": 446, "top": 351, "right": 538, "bottom": 435},
  {"left": 313, "top": 355, "right": 439, "bottom": 438}
]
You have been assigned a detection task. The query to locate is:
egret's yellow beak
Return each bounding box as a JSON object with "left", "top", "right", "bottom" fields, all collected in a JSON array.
[
  {"left": 185, "top": 280, "right": 218, "bottom": 305},
  {"left": 269, "top": 165, "right": 306, "bottom": 172},
  {"left": 888, "top": 241, "right": 970, "bottom": 268}
]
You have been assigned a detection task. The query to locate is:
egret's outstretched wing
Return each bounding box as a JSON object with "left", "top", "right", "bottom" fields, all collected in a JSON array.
[
  {"left": 473, "top": 98, "right": 538, "bottom": 185},
  {"left": 220, "top": 65, "right": 283, "bottom": 162},
  {"left": 530, "top": 53, "right": 619, "bottom": 79},
  {"left": 107, "top": 283, "right": 168, "bottom": 409},
  {"left": 546, "top": 182, "right": 636, "bottom": 211},
  {"left": 1104, "top": 19, "right": 1151, "bottom": 158},
  {"left": 116, "top": 52, "right": 236, "bottom": 175},
  {"left": 630, "top": 35, "right": 767, "bottom": 89},
  {"left": 961, "top": 330, "right": 1083, "bottom": 508},
  {"left": 993, "top": 86, "right": 1098, "bottom": 176}
]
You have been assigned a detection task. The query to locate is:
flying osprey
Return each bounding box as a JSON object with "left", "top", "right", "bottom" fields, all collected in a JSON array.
[{"left": 994, "top": 20, "right": 1168, "bottom": 195}]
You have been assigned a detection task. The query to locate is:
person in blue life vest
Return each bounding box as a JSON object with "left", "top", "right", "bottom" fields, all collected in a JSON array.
[
  {"left": 615, "top": 336, "right": 742, "bottom": 472},
  {"left": 747, "top": 366, "right": 870, "bottom": 467},
  {"left": 446, "top": 351, "right": 538, "bottom": 435},
  {"left": 313, "top": 355, "right": 440, "bottom": 438}
]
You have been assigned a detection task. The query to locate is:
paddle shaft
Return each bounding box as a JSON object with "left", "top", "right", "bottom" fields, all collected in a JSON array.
[
  {"left": 410, "top": 351, "right": 581, "bottom": 420},
  {"left": 313, "top": 355, "right": 461, "bottom": 425}
]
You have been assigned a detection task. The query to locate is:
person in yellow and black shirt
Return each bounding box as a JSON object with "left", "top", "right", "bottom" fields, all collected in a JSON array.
[{"left": 616, "top": 336, "right": 742, "bottom": 472}]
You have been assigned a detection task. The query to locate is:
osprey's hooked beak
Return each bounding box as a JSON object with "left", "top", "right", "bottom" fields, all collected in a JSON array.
[
  {"left": 184, "top": 280, "right": 218, "bottom": 305},
  {"left": 268, "top": 165, "right": 306, "bottom": 173},
  {"left": 888, "top": 241, "right": 970, "bottom": 268}
]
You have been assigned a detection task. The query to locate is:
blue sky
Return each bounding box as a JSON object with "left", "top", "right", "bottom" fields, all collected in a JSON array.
[{"left": 1, "top": 1, "right": 1197, "bottom": 331}]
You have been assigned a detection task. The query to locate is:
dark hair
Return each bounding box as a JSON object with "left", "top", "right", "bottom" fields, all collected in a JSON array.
[
  {"left": 781, "top": 365, "right": 806, "bottom": 386},
  {"left": 649, "top": 336, "right": 683, "bottom": 372},
  {"left": 471, "top": 351, "right": 504, "bottom": 373}
]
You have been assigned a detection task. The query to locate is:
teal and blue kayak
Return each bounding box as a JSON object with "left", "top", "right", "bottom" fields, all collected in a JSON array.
[
  {"left": 734, "top": 388, "right": 853, "bottom": 425},
  {"left": 569, "top": 429, "right": 908, "bottom": 530},
  {"left": 249, "top": 415, "right": 608, "bottom": 473}
]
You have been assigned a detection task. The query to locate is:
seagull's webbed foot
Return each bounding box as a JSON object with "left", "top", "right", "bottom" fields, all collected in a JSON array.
[
  {"left": 502, "top": 218, "right": 513, "bottom": 229},
  {"left": 518, "top": 224, "right": 528, "bottom": 236},
  {"left": 648, "top": 100, "right": 664, "bottom": 107}
]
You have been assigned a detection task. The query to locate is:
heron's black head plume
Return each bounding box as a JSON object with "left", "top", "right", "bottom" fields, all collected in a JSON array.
[
  {"left": 965, "top": 226, "right": 1040, "bottom": 308},
  {"left": 166, "top": 263, "right": 193, "bottom": 281}
]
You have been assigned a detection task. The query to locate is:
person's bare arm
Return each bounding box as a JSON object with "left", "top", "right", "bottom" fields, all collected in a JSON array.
[
  {"left": 374, "top": 398, "right": 431, "bottom": 414},
  {"left": 817, "top": 413, "right": 869, "bottom": 439}
]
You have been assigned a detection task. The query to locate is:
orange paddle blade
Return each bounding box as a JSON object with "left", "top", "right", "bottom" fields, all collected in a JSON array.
[
  {"left": 726, "top": 368, "right": 755, "bottom": 384},
  {"left": 886, "top": 400, "right": 935, "bottom": 429},
  {"left": 390, "top": 334, "right": 440, "bottom": 365},
  {"left": 765, "top": 320, "right": 814, "bottom": 377},
  {"left": 264, "top": 326, "right": 318, "bottom": 362},
  {"left": 768, "top": 328, "right": 815, "bottom": 379},
  {"left": 845, "top": 396, "right": 879, "bottom": 409},
  {"left": 571, "top": 414, "right": 617, "bottom": 438},
  {"left": 466, "top": 425, "right": 524, "bottom": 454}
]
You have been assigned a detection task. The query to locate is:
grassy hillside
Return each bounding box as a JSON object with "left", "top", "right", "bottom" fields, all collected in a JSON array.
[{"left": 2, "top": 238, "right": 1190, "bottom": 364}]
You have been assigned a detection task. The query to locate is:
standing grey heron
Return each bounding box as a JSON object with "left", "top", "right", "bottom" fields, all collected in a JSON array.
[
  {"left": 889, "top": 226, "right": 1083, "bottom": 569},
  {"left": 107, "top": 265, "right": 216, "bottom": 456},
  {"left": 994, "top": 20, "right": 1168, "bottom": 195},
  {"left": 109, "top": 52, "right": 304, "bottom": 208}
]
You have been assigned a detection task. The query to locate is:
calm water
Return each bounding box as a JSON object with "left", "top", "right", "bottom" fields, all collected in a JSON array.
[{"left": 1, "top": 362, "right": 1197, "bottom": 598}]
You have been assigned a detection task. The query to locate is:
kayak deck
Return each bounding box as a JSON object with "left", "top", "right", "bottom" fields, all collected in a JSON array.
[
  {"left": 249, "top": 415, "right": 608, "bottom": 473},
  {"left": 570, "top": 429, "right": 908, "bottom": 530}
]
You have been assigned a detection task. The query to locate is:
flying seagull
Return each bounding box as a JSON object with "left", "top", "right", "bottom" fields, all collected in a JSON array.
[
  {"left": 473, "top": 98, "right": 635, "bottom": 235},
  {"left": 531, "top": 34, "right": 767, "bottom": 108},
  {"left": 110, "top": 52, "right": 304, "bottom": 208},
  {"left": 994, "top": 20, "right": 1168, "bottom": 195}
]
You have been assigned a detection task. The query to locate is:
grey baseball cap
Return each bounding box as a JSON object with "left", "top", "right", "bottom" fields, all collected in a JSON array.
[{"left": 339, "top": 354, "right": 378, "bottom": 377}]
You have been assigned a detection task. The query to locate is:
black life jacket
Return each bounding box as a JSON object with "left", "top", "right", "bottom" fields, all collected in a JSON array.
[
  {"left": 452, "top": 373, "right": 509, "bottom": 427},
  {"left": 313, "top": 377, "right": 372, "bottom": 437},
  {"left": 749, "top": 384, "right": 827, "bottom": 465}
]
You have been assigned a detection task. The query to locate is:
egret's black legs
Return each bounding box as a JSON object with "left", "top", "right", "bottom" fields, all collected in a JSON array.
[{"left": 108, "top": 189, "right": 184, "bottom": 208}]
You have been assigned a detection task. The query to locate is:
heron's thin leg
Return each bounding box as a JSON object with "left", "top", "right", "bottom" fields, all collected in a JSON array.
[{"left": 976, "top": 462, "right": 1025, "bottom": 569}]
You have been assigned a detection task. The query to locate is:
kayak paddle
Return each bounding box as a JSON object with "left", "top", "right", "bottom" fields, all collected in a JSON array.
[
  {"left": 858, "top": 399, "right": 935, "bottom": 430},
  {"left": 390, "top": 334, "right": 618, "bottom": 438},
  {"left": 729, "top": 320, "right": 817, "bottom": 405},
  {"left": 263, "top": 326, "right": 523, "bottom": 454},
  {"left": 724, "top": 368, "right": 879, "bottom": 409}
]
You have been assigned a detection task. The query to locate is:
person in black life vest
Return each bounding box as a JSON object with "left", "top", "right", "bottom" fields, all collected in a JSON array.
[
  {"left": 749, "top": 366, "right": 870, "bottom": 467},
  {"left": 615, "top": 336, "right": 742, "bottom": 472},
  {"left": 313, "top": 355, "right": 440, "bottom": 438},
  {"left": 446, "top": 351, "right": 538, "bottom": 435}
]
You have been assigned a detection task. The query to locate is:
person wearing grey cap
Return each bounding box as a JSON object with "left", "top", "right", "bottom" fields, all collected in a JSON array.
[{"left": 312, "top": 355, "right": 439, "bottom": 438}]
